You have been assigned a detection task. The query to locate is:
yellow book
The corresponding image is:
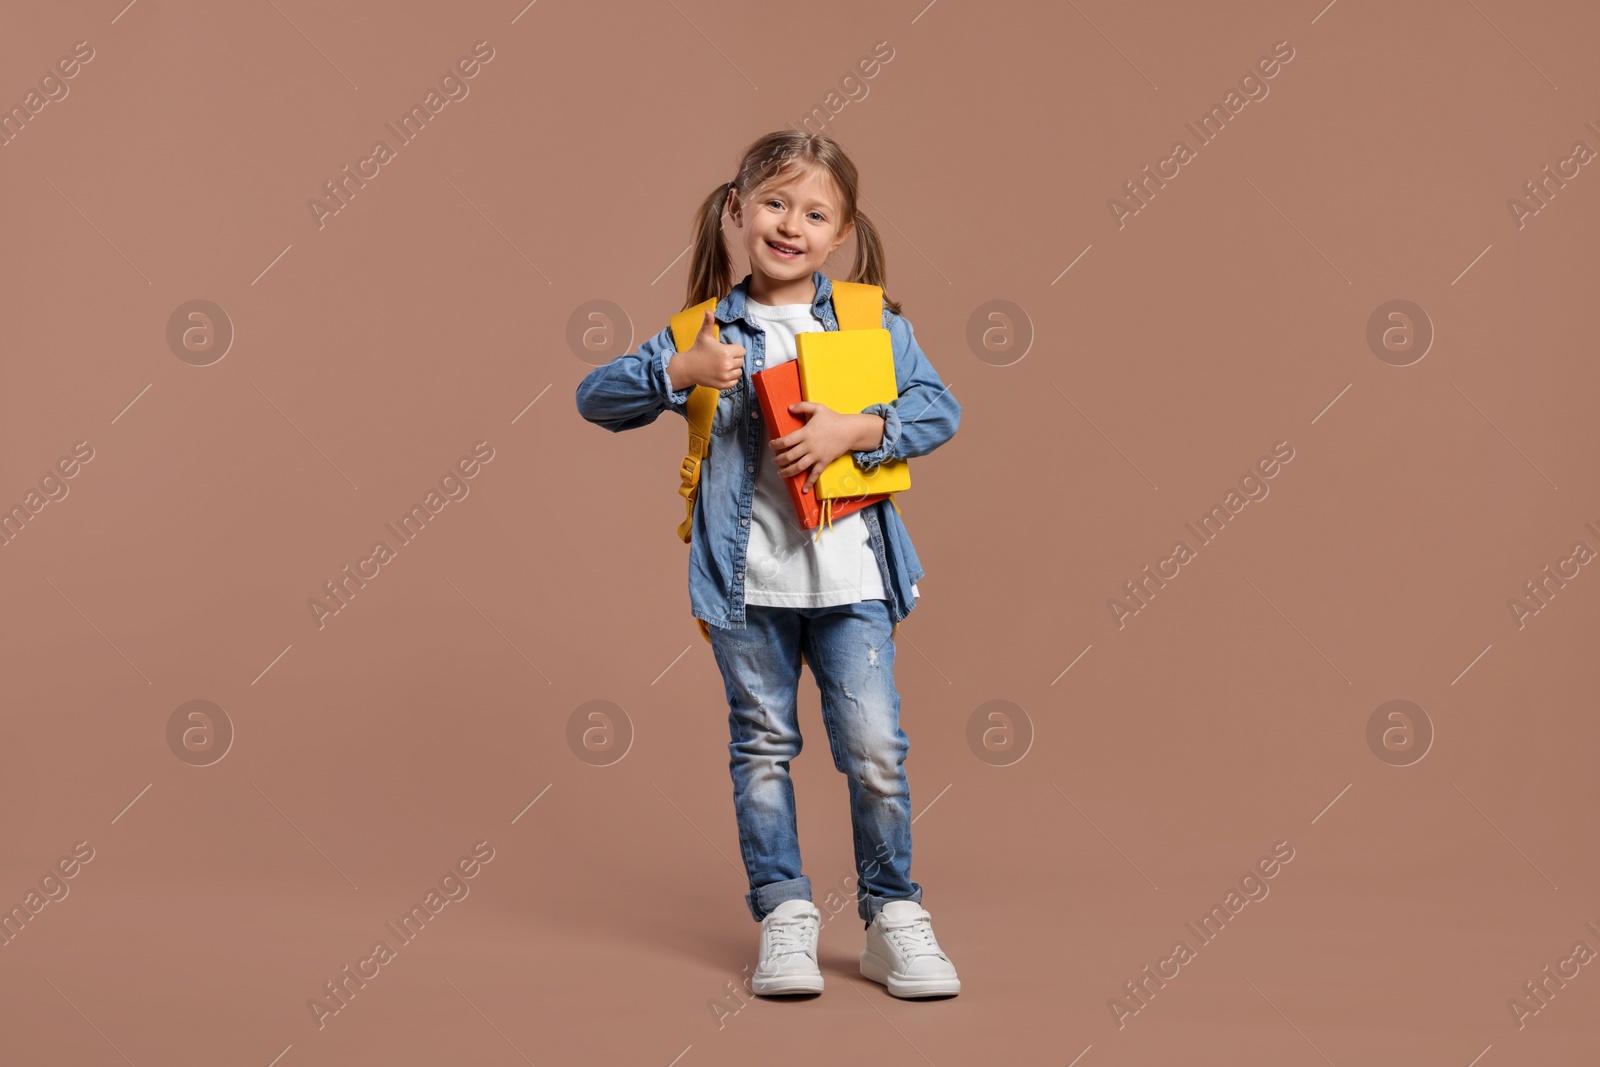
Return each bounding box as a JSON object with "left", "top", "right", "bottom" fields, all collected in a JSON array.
[{"left": 795, "top": 327, "right": 912, "bottom": 501}]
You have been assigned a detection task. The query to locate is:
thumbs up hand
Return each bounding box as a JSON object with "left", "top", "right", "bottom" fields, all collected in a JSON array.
[{"left": 667, "top": 307, "right": 746, "bottom": 392}]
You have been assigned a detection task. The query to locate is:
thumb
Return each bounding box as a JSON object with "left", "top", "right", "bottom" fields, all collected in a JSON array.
[{"left": 698, "top": 306, "right": 717, "bottom": 340}]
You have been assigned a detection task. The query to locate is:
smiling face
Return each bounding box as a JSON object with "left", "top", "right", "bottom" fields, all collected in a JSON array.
[{"left": 728, "top": 164, "right": 855, "bottom": 305}]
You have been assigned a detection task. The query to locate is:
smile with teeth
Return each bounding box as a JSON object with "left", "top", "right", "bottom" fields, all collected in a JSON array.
[{"left": 767, "top": 240, "right": 804, "bottom": 257}]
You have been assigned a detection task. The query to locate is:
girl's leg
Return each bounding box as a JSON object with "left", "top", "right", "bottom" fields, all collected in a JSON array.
[
  {"left": 706, "top": 605, "right": 810, "bottom": 922},
  {"left": 801, "top": 598, "right": 922, "bottom": 925}
]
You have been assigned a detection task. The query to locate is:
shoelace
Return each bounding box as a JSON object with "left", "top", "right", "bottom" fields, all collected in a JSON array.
[
  {"left": 765, "top": 915, "right": 817, "bottom": 958},
  {"left": 885, "top": 915, "right": 946, "bottom": 959}
]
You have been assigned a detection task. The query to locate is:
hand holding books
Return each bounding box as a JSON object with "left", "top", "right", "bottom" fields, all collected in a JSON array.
[{"left": 769, "top": 402, "right": 884, "bottom": 494}]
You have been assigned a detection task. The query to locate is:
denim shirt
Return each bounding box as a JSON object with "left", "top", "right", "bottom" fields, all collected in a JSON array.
[{"left": 574, "top": 271, "right": 961, "bottom": 631}]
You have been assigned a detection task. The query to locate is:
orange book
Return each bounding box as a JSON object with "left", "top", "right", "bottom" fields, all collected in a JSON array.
[{"left": 751, "top": 360, "right": 886, "bottom": 530}]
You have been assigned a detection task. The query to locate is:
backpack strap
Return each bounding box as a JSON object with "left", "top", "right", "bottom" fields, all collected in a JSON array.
[
  {"left": 669, "top": 298, "right": 721, "bottom": 646},
  {"left": 669, "top": 299, "right": 721, "bottom": 549},
  {"left": 829, "top": 279, "right": 884, "bottom": 332}
]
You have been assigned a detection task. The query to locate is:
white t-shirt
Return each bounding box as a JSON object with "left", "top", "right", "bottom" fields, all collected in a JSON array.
[{"left": 739, "top": 299, "right": 887, "bottom": 608}]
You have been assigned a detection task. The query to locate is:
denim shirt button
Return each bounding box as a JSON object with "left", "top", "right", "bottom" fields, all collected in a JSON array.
[
  {"left": 740, "top": 518, "right": 749, "bottom": 526},
  {"left": 745, "top": 464, "right": 755, "bottom": 473}
]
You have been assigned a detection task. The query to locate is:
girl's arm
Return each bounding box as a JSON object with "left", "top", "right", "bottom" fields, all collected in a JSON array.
[
  {"left": 850, "top": 310, "right": 962, "bottom": 474},
  {"left": 574, "top": 325, "right": 693, "bottom": 432}
]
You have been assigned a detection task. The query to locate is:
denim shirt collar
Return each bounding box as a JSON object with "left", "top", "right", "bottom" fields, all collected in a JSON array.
[{"left": 716, "top": 271, "right": 838, "bottom": 331}]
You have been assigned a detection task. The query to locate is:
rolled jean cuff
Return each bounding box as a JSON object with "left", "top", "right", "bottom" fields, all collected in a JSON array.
[
  {"left": 851, "top": 401, "right": 901, "bottom": 473},
  {"left": 860, "top": 885, "right": 924, "bottom": 925},
  {"left": 747, "top": 875, "right": 813, "bottom": 922},
  {"left": 658, "top": 346, "right": 693, "bottom": 409}
]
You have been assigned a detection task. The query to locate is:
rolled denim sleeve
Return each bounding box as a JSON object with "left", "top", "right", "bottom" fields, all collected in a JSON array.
[
  {"left": 850, "top": 309, "right": 961, "bottom": 473},
  {"left": 574, "top": 324, "right": 692, "bottom": 432}
]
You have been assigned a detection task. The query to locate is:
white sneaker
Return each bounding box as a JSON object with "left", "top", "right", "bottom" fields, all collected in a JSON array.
[
  {"left": 752, "top": 899, "right": 824, "bottom": 995},
  {"left": 860, "top": 900, "right": 960, "bottom": 997}
]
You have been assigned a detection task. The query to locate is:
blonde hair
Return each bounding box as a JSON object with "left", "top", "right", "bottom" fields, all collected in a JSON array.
[{"left": 684, "top": 130, "right": 901, "bottom": 316}]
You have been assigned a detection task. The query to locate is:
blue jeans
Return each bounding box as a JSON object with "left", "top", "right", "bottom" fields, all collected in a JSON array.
[{"left": 706, "top": 598, "right": 923, "bottom": 925}]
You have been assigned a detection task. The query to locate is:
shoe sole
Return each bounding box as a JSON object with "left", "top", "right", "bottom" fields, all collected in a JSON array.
[
  {"left": 751, "top": 972, "right": 824, "bottom": 995},
  {"left": 860, "top": 949, "right": 961, "bottom": 998}
]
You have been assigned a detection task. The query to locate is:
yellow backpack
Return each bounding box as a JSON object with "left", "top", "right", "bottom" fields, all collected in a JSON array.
[{"left": 670, "top": 280, "right": 900, "bottom": 647}]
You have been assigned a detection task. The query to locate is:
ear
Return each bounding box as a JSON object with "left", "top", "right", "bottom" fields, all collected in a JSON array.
[{"left": 831, "top": 217, "right": 855, "bottom": 253}]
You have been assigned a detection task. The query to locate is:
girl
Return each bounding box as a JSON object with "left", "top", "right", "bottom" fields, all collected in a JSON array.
[{"left": 575, "top": 131, "right": 962, "bottom": 999}]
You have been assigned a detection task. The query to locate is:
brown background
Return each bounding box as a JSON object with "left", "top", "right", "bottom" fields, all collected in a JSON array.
[{"left": 2, "top": 0, "right": 1598, "bottom": 1064}]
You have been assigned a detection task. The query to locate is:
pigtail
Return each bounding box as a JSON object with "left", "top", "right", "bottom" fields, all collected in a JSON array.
[
  {"left": 684, "top": 182, "right": 736, "bottom": 312},
  {"left": 846, "top": 210, "right": 902, "bottom": 316}
]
